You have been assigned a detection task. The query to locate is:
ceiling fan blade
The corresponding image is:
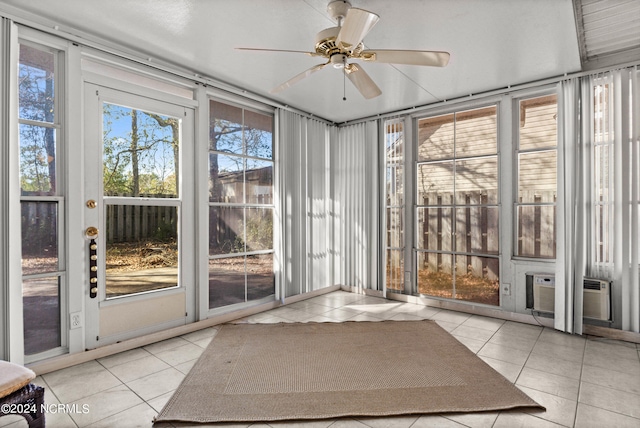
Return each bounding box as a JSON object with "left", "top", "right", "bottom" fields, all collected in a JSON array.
[
  {"left": 236, "top": 47, "right": 320, "bottom": 57},
  {"left": 270, "top": 62, "right": 328, "bottom": 94},
  {"left": 336, "top": 8, "right": 380, "bottom": 53},
  {"left": 344, "top": 63, "right": 381, "bottom": 99},
  {"left": 360, "top": 49, "right": 450, "bottom": 67}
]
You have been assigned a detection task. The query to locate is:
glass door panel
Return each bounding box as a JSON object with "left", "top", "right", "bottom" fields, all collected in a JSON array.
[{"left": 102, "top": 103, "right": 181, "bottom": 299}]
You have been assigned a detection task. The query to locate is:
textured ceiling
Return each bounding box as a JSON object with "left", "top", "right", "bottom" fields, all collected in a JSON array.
[{"left": 0, "top": 0, "right": 591, "bottom": 122}]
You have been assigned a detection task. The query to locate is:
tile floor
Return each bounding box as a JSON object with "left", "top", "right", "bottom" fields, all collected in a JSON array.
[{"left": 1, "top": 290, "right": 639, "bottom": 428}]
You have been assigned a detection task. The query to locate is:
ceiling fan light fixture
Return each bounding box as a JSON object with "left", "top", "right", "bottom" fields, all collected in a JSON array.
[{"left": 330, "top": 53, "right": 347, "bottom": 68}]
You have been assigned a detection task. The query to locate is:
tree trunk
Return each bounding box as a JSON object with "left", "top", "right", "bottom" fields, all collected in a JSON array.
[{"left": 131, "top": 109, "right": 140, "bottom": 196}]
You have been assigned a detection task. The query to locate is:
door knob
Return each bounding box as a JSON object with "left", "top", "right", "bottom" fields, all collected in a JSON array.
[{"left": 85, "top": 227, "right": 99, "bottom": 238}]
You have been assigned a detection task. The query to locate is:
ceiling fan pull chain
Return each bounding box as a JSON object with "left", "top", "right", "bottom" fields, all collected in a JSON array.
[{"left": 343, "top": 57, "right": 347, "bottom": 101}]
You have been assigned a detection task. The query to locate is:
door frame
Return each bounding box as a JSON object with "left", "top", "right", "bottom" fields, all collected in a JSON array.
[{"left": 83, "top": 82, "right": 196, "bottom": 349}]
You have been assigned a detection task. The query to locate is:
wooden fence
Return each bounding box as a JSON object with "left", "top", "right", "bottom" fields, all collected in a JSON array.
[{"left": 106, "top": 203, "right": 177, "bottom": 243}]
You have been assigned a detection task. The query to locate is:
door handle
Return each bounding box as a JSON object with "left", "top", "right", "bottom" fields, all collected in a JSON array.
[{"left": 85, "top": 226, "right": 99, "bottom": 238}]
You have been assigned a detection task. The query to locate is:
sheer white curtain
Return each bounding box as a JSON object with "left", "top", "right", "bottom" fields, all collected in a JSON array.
[
  {"left": 556, "top": 78, "right": 585, "bottom": 334},
  {"left": 277, "top": 110, "right": 334, "bottom": 298},
  {"left": 580, "top": 68, "right": 640, "bottom": 333},
  {"left": 332, "top": 121, "right": 379, "bottom": 292},
  {"left": 0, "top": 17, "right": 23, "bottom": 361}
]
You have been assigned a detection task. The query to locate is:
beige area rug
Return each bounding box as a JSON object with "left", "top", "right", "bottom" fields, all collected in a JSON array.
[{"left": 155, "top": 320, "right": 543, "bottom": 424}]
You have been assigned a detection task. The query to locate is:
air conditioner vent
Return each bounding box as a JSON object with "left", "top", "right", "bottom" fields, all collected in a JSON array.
[
  {"left": 583, "top": 279, "right": 604, "bottom": 291},
  {"left": 583, "top": 278, "right": 611, "bottom": 321}
]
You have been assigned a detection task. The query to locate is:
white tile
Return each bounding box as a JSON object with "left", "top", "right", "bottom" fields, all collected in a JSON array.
[
  {"left": 497, "top": 321, "right": 543, "bottom": 341},
  {"left": 537, "top": 329, "right": 586, "bottom": 351},
  {"left": 126, "top": 367, "right": 185, "bottom": 401},
  {"left": 493, "top": 411, "right": 566, "bottom": 428},
  {"left": 85, "top": 402, "right": 157, "bottom": 428},
  {"left": 581, "top": 364, "right": 640, "bottom": 395},
  {"left": 583, "top": 344, "right": 640, "bottom": 376},
  {"left": 530, "top": 340, "right": 584, "bottom": 364},
  {"left": 276, "top": 309, "right": 319, "bottom": 323},
  {"left": 42, "top": 360, "right": 122, "bottom": 403},
  {"left": 174, "top": 358, "right": 199, "bottom": 375},
  {"left": 411, "top": 415, "right": 468, "bottom": 427},
  {"left": 524, "top": 353, "right": 582, "bottom": 380},
  {"left": 68, "top": 384, "right": 143, "bottom": 427},
  {"left": 579, "top": 380, "right": 640, "bottom": 419},
  {"left": 255, "top": 315, "right": 291, "bottom": 324},
  {"left": 97, "top": 347, "right": 153, "bottom": 369},
  {"left": 354, "top": 415, "right": 419, "bottom": 428},
  {"left": 346, "top": 313, "right": 384, "bottom": 322},
  {"left": 287, "top": 300, "right": 333, "bottom": 315},
  {"left": 322, "top": 308, "right": 360, "bottom": 322},
  {"left": 488, "top": 330, "right": 538, "bottom": 353},
  {"left": 575, "top": 403, "right": 640, "bottom": 428},
  {"left": 142, "top": 337, "right": 191, "bottom": 355},
  {"left": 346, "top": 303, "right": 402, "bottom": 318},
  {"left": 433, "top": 319, "right": 459, "bottom": 332},
  {"left": 146, "top": 390, "right": 174, "bottom": 413},
  {"left": 268, "top": 420, "right": 336, "bottom": 428},
  {"left": 431, "top": 310, "right": 472, "bottom": 325},
  {"left": 516, "top": 367, "right": 580, "bottom": 401},
  {"left": 326, "top": 417, "right": 371, "bottom": 427},
  {"left": 452, "top": 334, "right": 487, "bottom": 354},
  {"left": 478, "top": 342, "right": 531, "bottom": 366},
  {"left": 192, "top": 336, "right": 213, "bottom": 348},
  {"left": 388, "top": 312, "right": 424, "bottom": 321},
  {"left": 461, "top": 315, "right": 504, "bottom": 332},
  {"left": 518, "top": 385, "right": 578, "bottom": 427},
  {"left": 303, "top": 316, "right": 340, "bottom": 323},
  {"left": 445, "top": 411, "right": 500, "bottom": 427},
  {"left": 154, "top": 342, "right": 204, "bottom": 367},
  {"left": 106, "top": 354, "right": 171, "bottom": 383},
  {"left": 479, "top": 355, "right": 523, "bottom": 383},
  {"left": 451, "top": 324, "right": 496, "bottom": 342},
  {"left": 0, "top": 415, "right": 26, "bottom": 428},
  {"left": 266, "top": 307, "right": 309, "bottom": 320}
]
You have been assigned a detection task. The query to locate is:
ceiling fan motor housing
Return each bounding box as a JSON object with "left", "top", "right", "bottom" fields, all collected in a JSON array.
[{"left": 315, "top": 26, "right": 363, "bottom": 58}]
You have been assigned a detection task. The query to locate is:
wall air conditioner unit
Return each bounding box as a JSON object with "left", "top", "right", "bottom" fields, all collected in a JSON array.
[
  {"left": 583, "top": 278, "right": 611, "bottom": 321},
  {"left": 532, "top": 274, "right": 555, "bottom": 313}
]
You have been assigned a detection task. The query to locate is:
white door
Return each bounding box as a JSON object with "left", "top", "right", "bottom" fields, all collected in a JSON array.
[{"left": 83, "top": 83, "right": 195, "bottom": 348}]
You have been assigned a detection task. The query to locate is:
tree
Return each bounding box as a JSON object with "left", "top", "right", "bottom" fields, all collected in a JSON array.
[
  {"left": 102, "top": 105, "right": 178, "bottom": 196},
  {"left": 18, "top": 48, "right": 56, "bottom": 195}
]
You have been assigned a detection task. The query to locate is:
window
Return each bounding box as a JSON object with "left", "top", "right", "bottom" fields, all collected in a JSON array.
[
  {"left": 101, "top": 103, "right": 181, "bottom": 298},
  {"left": 18, "top": 42, "right": 65, "bottom": 355},
  {"left": 384, "top": 118, "right": 404, "bottom": 292},
  {"left": 515, "top": 94, "right": 557, "bottom": 259},
  {"left": 208, "top": 100, "right": 274, "bottom": 309},
  {"left": 416, "top": 106, "right": 500, "bottom": 306}
]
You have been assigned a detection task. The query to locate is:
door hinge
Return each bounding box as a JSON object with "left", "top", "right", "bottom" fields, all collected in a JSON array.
[
  {"left": 96, "top": 336, "right": 99, "bottom": 341},
  {"left": 96, "top": 90, "right": 99, "bottom": 96}
]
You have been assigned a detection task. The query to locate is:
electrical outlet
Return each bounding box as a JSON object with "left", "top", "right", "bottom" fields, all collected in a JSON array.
[
  {"left": 70, "top": 312, "right": 82, "bottom": 329},
  {"left": 502, "top": 283, "right": 511, "bottom": 296}
]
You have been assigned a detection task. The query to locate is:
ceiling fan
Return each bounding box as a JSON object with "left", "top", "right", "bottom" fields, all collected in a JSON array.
[{"left": 237, "top": 0, "right": 450, "bottom": 99}]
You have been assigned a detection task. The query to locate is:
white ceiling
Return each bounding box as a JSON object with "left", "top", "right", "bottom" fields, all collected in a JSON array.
[{"left": 0, "top": 0, "right": 585, "bottom": 123}]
